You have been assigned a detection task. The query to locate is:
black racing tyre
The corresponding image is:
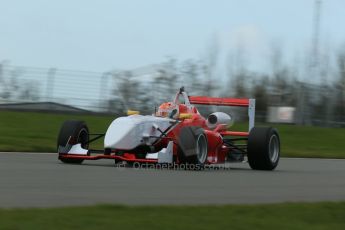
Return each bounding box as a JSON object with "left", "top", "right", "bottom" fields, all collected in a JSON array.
[
  {"left": 177, "top": 127, "right": 208, "bottom": 165},
  {"left": 247, "top": 127, "right": 280, "bottom": 170},
  {"left": 57, "top": 120, "right": 89, "bottom": 164}
]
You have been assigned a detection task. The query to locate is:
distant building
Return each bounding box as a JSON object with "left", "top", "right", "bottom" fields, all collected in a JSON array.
[{"left": 0, "top": 102, "right": 91, "bottom": 113}]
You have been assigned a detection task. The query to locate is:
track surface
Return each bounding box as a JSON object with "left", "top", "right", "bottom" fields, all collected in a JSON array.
[{"left": 1, "top": 152, "right": 345, "bottom": 207}]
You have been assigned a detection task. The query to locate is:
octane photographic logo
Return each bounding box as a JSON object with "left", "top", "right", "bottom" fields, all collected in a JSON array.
[{"left": 114, "top": 162, "right": 231, "bottom": 171}]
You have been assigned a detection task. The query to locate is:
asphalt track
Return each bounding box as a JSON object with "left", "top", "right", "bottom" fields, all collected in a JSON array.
[{"left": 1, "top": 152, "right": 345, "bottom": 208}]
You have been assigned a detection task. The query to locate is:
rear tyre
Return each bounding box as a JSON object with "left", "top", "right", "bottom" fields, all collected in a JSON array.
[
  {"left": 247, "top": 127, "right": 280, "bottom": 170},
  {"left": 178, "top": 127, "right": 208, "bottom": 166},
  {"left": 57, "top": 120, "right": 89, "bottom": 164}
]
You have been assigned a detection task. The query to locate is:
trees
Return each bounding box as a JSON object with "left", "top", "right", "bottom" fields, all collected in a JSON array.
[
  {"left": 154, "top": 58, "right": 179, "bottom": 101},
  {"left": 0, "top": 63, "right": 40, "bottom": 102},
  {"left": 334, "top": 48, "right": 345, "bottom": 122},
  {"left": 107, "top": 70, "right": 141, "bottom": 114}
]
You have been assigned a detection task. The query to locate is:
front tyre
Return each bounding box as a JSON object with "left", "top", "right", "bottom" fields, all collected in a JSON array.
[
  {"left": 178, "top": 127, "right": 208, "bottom": 165},
  {"left": 57, "top": 120, "right": 89, "bottom": 164},
  {"left": 247, "top": 127, "right": 280, "bottom": 170}
]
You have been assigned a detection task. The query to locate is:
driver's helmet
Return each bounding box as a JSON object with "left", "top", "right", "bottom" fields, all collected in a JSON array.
[{"left": 156, "top": 102, "right": 179, "bottom": 119}]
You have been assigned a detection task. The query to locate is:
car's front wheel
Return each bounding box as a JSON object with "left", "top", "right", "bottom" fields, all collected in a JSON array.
[{"left": 57, "top": 120, "right": 89, "bottom": 164}]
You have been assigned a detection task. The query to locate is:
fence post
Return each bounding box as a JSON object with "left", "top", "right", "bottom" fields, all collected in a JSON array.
[
  {"left": 99, "top": 72, "right": 110, "bottom": 111},
  {"left": 45, "top": 68, "right": 56, "bottom": 102}
]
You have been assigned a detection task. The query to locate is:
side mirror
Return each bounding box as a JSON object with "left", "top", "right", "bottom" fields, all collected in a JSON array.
[{"left": 152, "top": 123, "right": 159, "bottom": 130}]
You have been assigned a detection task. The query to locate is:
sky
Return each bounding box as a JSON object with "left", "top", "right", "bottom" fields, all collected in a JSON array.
[{"left": 1, "top": 0, "right": 345, "bottom": 74}]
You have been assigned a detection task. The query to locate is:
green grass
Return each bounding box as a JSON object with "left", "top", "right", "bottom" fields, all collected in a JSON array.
[
  {"left": 231, "top": 122, "right": 345, "bottom": 158},
  {"left": 0, "top": 111, "right": 113, "bottom": 152},
  {"left": 272, "top": 124, "right": 345, "bottom": 158},
  {"left": 0, "top": 202, "right": 344, "bottom": 230},
  {"left": 0, "top": 111, "right": 344, "bottom": 158}
]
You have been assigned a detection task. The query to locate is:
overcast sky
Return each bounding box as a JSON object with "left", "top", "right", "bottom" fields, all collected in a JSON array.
[{"left": 1, "top": 0, "right": 345, "bottom": 73}]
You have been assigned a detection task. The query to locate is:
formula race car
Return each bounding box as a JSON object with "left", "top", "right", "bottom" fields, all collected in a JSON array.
[{"left": 57, "top": 87, "right": 280, "bottom": 170}]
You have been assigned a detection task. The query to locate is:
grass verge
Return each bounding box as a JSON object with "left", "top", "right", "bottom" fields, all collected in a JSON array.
[
  {"left": 0, "top": 202, "right": 344, "bottom": 230},
  {"left": 0, "top": 111, "right": 112, "bottom": 152},
  {"left": 0, "top": 111, "right": 344, "bottom": 158}
]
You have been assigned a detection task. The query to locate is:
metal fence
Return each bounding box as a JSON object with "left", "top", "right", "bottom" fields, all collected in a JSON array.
[
  {"left": 0, "top": 62, "right": 213, "bottom": 111},
  {"left": 0, "top": 64, "right": 114, "bottom": 111},
  {"left": 0, "top": 63, "right": 344, "bottom": 127}
]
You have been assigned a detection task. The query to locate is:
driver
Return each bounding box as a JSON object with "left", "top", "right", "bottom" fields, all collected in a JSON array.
[{"left": 156, "top": 102, "right": 179, "bottom": 119}]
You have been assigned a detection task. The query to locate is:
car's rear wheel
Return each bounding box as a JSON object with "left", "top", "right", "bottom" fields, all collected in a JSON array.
[
  {"left": 57, "top": 120, "right": 89, "bottom": 164},
  {"left": 247, "top": 127, "right": 280, "bottom": 170},
  {"left": 178, "top": 127, "right": 208, "bottom": 166}
]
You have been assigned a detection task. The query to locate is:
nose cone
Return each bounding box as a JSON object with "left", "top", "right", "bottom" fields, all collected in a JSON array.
[
  {"left": 104, "top": 116, "right": 138, "bottom": 150},
  {"left": 104, "top": 115, "right": 174, "bottom": 150}
]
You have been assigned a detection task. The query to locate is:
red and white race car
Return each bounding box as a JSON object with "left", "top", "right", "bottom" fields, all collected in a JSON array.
[{"left": 57, "top": 87, "right": 280, "bottom": 170}]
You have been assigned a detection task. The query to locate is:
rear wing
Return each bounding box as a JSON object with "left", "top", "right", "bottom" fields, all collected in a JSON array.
[{"left": 189, "top": 96, "right": 256, "bottom": 132}]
